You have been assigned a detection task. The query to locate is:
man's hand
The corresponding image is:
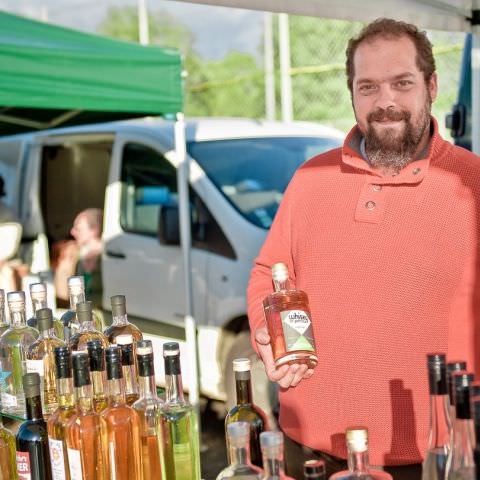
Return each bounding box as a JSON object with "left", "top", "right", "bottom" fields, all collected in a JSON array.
[{"left": 254, "top": 326, "right": 314, "bottom": 389}]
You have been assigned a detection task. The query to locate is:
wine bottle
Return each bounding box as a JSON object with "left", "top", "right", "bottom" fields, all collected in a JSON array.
[
  {"left": 447, "top": 361, "right": 467, "bottom": 422},
  {"left": 116, "top": 334, "right": 139, "bottom": 406},
  {"left": 104, "top": 295, "right": 142, "bottom": 345},
  {"left": 225, "top": 358, "right": 268, "bottom": 468},
  {"left": 260, "top": 431, "right": 294, "bottom": 479},
  {"left": 86, "top": 340, "right": 108, "bottom": 413},
  {"left": 303, "top": 459, "right": 326, "bottom": 480},
  {"left": 68, "top": 301, "right": 108, "bottom": 353},
  {"left": 27, "top": 283, "right": 63, "bottom": 339},
  {"left": 16, "top": 372, "right": 52, "bottom": 480},
  {"left": 263, "top": 262, "right": 318, "bottom": 368},
  {"left": 0, "top": 413, "right": 17, "bottom": 479}
]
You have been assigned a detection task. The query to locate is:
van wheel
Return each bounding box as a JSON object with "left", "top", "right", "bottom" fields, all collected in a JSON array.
[{"left": 224, "top": 330, "right": 278, "bottom": 429}]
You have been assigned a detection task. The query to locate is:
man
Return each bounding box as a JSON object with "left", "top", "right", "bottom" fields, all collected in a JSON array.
[{"left": 247, "top": 18, "right": 480, "bottom": 479}]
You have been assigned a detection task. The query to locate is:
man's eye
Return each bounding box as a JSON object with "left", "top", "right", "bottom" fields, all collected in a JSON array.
[
  {"left": 359, "top": 84, "right": 377, "bottom": 94},
  {"left": 395, "top": 80, "right": 413, "bottom": 89}
]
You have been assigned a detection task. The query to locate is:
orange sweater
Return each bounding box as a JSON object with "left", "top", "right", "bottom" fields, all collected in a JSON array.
[{"left": 247, "top": 118, "right": 480, "bottom": 466}]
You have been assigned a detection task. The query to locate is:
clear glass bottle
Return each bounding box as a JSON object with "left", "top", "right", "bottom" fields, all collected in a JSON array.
[
  {"left": 422, "top": 353, "right": 453, "bottom": 480},
  {"left": 28, "top": 283, "right": 64, "bottom": 339},
  {"left": 304, "top": 459, "right": 326, "bottom": 480},
  {"left": 225, "top": 358, "right": 268, "bottom": 469},
  {"left": 0, "top": 414, "right": 17, "bottom": 479},
  {"left": 65, "top": 352, "right": 107, "bottom": 480},
  {"left": 132, "top": 339, "right": 163, "bottom": 480},
  {"left": 116, "top": 334, "right": 139, "bottom": 406},
  {"left": 0, "top": 289, "right": 10, "bottom": 336},
  {"left": 472, "top": 397, "right": 480, "bottom": 478},
  {"left": 47, "top": 346, "right": 76, "bottom": 480},
  {"left": 100, "top": 346, "right": 142, "bottom": 479},
  {"left": 159, "top": 341, "right": 201, "bottom": 480},
  {"left": 448, "top": 372, "right": 475, "bottom": 480},
  {"left": 69, "top": 301, "right": 108, "bottom": 353},
  {"left": 26, "top": 308, "right": 66, "bottom": 418},
  {"left": 329, "top": 427, "right": 392, "bottom": 480},
  {"left": 260, "top": 431, "right": 294, "bottom": 479},
  {"left": 447, "top": 361, "right": 467, "bottom": 422},
  {"left": 104, "top": 295, "right": 143, "bottom": 345},
  {"left": 15, "top": 372, "right": 52, "bottom": 480},
  {"left": 263, "top": 262, "right": 318, "bottom": 369},
  {"left": 86, "top": 340, "right": 108, "bottom": 413},
  {"left": 216, "top": 421, "right": 262, "bottom": 480},
  {"left": 0, "top": 291, "right": 39, "bottom": 417}
]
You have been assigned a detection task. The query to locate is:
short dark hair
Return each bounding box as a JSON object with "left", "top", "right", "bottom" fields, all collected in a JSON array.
[{"left": 345, "top": 18, "right": 436, "bottom": 93}]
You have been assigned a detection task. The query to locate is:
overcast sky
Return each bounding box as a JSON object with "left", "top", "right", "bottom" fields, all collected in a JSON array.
[{"left": 0, "top": 0, "right": 265, "bottom": 60}]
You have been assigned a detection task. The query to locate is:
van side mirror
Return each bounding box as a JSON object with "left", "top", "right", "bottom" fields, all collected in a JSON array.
[{"left": 158, "top": 205, "right": 180, "bottom": 245}]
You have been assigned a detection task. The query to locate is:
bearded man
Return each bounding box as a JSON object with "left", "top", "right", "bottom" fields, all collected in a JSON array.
[{"left": 247, "top": 18, "right": 480, "bottom": 480}]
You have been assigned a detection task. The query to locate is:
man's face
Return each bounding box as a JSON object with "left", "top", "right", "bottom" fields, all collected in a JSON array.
[
  {"left": 71, "top": 214, "right": 96, "bottom": 246},
  {"left": 351, "top": 35, "right": 438, "bottom": 172}
]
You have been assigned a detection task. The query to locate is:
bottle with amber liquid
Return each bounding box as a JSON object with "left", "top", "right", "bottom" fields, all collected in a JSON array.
[
  {"left": 104, "top": 295, "right": 143, "bottom": 345},
  {"left": 65, "top": 352, "right": 107, "bottom": 480},
  {"left": 0, "top": 414, "right": 17, "bottom": 479},
  {"left": 86, "top": 340, "right": 108, "bottom": 413},
  {"left": 116, "top": 334, "right": 139, "bottom": 405},
  {"left": 69, "top": 301, "right": 108, "bottom": 353},
  {"left": 101, "top": 346, "right": 142, "bottom": 479},
  {"left": 27, "top": 283, "right": 64, "bottom": 339},
  {"left": 263, "top": 262, "right": 317, "bottom": 368}
]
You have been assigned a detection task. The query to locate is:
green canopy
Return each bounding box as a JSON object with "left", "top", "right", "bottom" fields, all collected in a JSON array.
[{"left": 0, "top": 11, "right": 183, "bottom": 135}]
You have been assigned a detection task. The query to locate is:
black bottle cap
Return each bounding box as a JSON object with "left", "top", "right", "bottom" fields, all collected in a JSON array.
[
  {"left": 447, "top": 361, "right": 467, "bottom": 404},
  {"left": 106, "top": 346, "right": 123, "bottom": 380},
  {"left": 76, "top": 301, "right": 93, "bottom": 324},
  {"left": 427, "top": 353, "right": 447, "bottom": 395},
  {"left": 110, "top": 295, "right": 127, "bottom": 317},
  {"left": 119, "top": 343, "right": 134, "bottom": 367},
  {"left": 23, "top": 372, "right": 41, "bottom": 398},
  {"left": 72, "top": 352, "right": 91, "bottom": 388},
  {"left": 54, "top": 346, "right": 72, "bottom": 379},
  {"left": 304, "top": 459, "right": 326, "bottom": 479},
  {"left": 137, "top": 340, "right": 154, "bottom": 377},
  {"left": 163, "top": 342, "right": 181, "bottom": 375},
  {"left": 454, "top": 372, "right": 475, "bottom": 419},
  {"left": 36, "top": 308, "right": 53, "bottom": 332},
  {"left": 87, "top": 340, "right": 105, "bottom": 372}
]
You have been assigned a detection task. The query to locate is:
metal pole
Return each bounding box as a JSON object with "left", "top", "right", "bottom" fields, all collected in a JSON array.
[
  {"left": 279, "top": 13, "right": 293, "bottom": 122},
  {"left": 138, "top": 0, "right": 150, "bottom": 45},
  {"left": 472, "top": 2, "right": 480, "bottom": 154},
  {"left": 264, "top": 12, "right": 276, "bottom": 121}
]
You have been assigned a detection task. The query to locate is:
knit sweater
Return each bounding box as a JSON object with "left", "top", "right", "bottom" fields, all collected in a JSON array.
[{"left": 247, "top": 118, "right": 480, "bottom": 466}]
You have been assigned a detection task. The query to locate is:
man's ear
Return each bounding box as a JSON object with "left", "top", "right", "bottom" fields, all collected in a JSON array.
[{"left": 429, "top": 72, "right": 438, "bottom": 102}]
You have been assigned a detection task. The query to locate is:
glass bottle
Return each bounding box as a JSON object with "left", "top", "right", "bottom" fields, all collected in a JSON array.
[
  {"left": 0, "top": 291, "right": 39, "bottom": 417},
  {"left": 329, "top": 427, "right": 392, "bottom": 479},
  {"left": 100, "top": 346, "right": 142, "bottom": 479},
  {"left": 0, "top": 289, "right": 10, "bottom": 336},
  {"left": 448, "top": 372, "right": 475, "bottom": 480},
  {"left": 28, "top": 283, "right": 64, "bottom": 339},
  {"left": 159, "top": 341, "right": 201, "bottom": 480},
  {"left": 216, "top": 421, "right": 262, "bottom": 480},
  {"left": 225, "top": 358, "right": 268, "bottom": 468},
  {"left": 65, "top": 352, "right": 107, "bottom": 480},
  {"left": 68, "top": 301, "right": 108, "bottom": 353},
  {"left": 116, "top": 334, "right": 139, "bottom": 406},
  {"left": 422, "top": 353, "right": 453, "bottom": 480},
  {"left": 263, "top": 262, "right": 318, "bottom": 369},
  {"left": 26, "top": 308, "right": 66, "bottom": 418},
  {"left": 304, "top": 459, "right": 326, "bottom": 480},
  {"left": 0, "top": 414, "right": 17, "bottom": 479},
  {"left": 472, "top": 397, "right": 480, "bottom": 478},
  {"left": 447, "top": 361, "right": 467, "bottom": 422},
  {"left": 15, "top": 372, "right": 52, "bottom": 480},
  {"left": 47, "top": 346, "right": 76, "bottom": 480},
  {"left": 260, "top": 431, "right": 294, "bottom": 479},
  {"left": 104, "top": 295, "right": 143, "bottom": 345},
  {"left": 132, "top": 339, "right": 163, "bottom": 480},
  {"left": 86, "top": 340, "right": 108, "bottom": 413}
]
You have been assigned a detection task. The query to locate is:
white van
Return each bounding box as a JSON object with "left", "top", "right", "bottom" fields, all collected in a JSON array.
[{"left": 0, "top": 117, "right": 343, "bottom": 408}]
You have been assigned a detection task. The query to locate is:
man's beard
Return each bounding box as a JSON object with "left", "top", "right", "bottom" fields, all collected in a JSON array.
[{"left": 364, "top": 99, "right": 431, "bottom": 173}]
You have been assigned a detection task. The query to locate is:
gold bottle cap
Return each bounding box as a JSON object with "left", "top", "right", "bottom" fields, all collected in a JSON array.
[
  {"left": 67, "top": 276, "right": 84, "bottom": 295},
  {"left": 346, "top": 427, "right": 368, "bottom": 453},
  {"left": 233, "top": 358, "right": 251, "bottom": 372},
  {"left": 30, "top": 282, "right": 47, "bottom": 300},
  {"left": 7, "top": 290, "right": 25, "bottom": 312},
  {"left": 271, "top": 262, "right": 289, "bottom": 282}
]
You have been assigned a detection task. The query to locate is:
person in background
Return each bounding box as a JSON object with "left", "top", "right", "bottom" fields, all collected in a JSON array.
[{"left": 247, "top": 18, "right": 480, "bottom": 480}]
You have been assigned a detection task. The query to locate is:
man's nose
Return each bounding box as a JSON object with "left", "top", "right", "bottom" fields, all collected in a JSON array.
[{"left": 374, "top": 85, "right": 397, "bottom": 110}]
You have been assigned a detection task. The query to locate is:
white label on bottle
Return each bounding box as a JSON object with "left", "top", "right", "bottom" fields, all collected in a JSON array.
[
  {"left": 109, "top": 442, "right": 117, "bottom": 480},
  {"left": 16, "top": 451, "right": 32, "bottom": 480},
  {"left": 280, "top": 309, "right": 315, "bottom": 352},
  {"left": 26, "top": 359, "right": 44, "bottom": 376},
  {"left": 1, "top": 391, "right": 18, "bottom": 407},
  {"left": 67, "top": 448, "right": 83, "bottom": 480},
  {"left": 49, "top": 438, "right": 67, "bottom": 480}
]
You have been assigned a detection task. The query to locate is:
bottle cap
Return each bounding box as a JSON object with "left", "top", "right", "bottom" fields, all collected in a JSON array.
[
  {"left": 29, "top": 282, "right": 47, "bottom": 300},
  {"left": 163, "top": 342, "right": 180, "bottom": 356},
  {"left": 137, "top": 340, "right": 153, "bottom": 356},
  {"left": 260, "top": 431, "right": 283, "bottom": 448},
  {"left": 271, "top": 262, "right": 289, "bottom": 282},
  {"left": 76, "top": 301, "right": 93, "bottom": 324},
  {"left": 36, "top": 308, "right": 53, "bottom": 331},
  {"left": 7, "top": 291, "right": 25, "bottom": 312},
  {"left": 23, "top": 372, "right": 41, "bottom": 398},
  {"left": 106, "top": 346, "right": 123, "bottom": 380},
  {"left": 304, "top": 459, "right": 326, "bottom": 477},
  {"left": 87, "top": 340, "right": 105, "bottom": 371},
  {"left": 233, "top": 358, "right": 251, "bottom": 372},
  {"left": 427, "top": 353, "right": 447, "bottom": 395},
  {"left": 54, "top": 346, "right": 72, "bottom": 379},
  {"left": 454, "top": 372, "right": 475, "bottom": 419},
  {"left": 447, "top": 361, "right": 467, "bottom": 404},
  {"left": 137, "top": 340, "right": 154, "bottom": 377},
  {"left": 116, "top": 334, "right": 133, "bottom": 346},
  {"left": 227, "top": 421, "right": 249, "bottom": 439},
  {"left": 72, "top": 352, "right": 90, "bottom": 387},
  {"left": 345, "top": 427, "right": 368, "bottom": 453},
  {"left": 68, "top": 276, "right": 85, "bottom": 295},
  {"left": 110, "top": 295, "right": 127, "bottom": 317}
]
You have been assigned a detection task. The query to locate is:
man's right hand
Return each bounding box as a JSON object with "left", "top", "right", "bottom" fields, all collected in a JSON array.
[{"left": 254, "top": 326, "right": 314, "bottom": 389}]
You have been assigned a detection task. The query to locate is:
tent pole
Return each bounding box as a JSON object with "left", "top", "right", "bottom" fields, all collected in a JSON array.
[
  {"left": 264, "top": 12, "right": 276, "bottom": 121},
  {"left": 279, "top": 13, "right": 293, "bottom": 122},
  {"left": 472, "top": 3, "right": 480, "bottom": 154}
]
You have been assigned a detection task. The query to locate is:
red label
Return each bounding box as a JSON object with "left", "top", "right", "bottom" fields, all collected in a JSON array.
[{"left": 16, "top": 451, "right": 32, "bottom": 479}]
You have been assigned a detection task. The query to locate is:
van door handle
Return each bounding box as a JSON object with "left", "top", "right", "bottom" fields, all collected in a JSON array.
[{"left": 105, "top": 250, "right": 126, "bottom": 259}]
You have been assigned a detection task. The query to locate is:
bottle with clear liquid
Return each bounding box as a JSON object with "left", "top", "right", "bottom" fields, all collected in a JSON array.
[
  {"left": 159, "top": 342, "right": 201, "bottom": 480},
  {"left": 28, "top": 283, "right": 64, "bottom": 339},
  {"left": 304, "top": 459, "right": 326, "bottom": 480},
  {"left": 448, "top": 372, "right": 475, "bottom": 480},
  {"left": 60, "top": 276, "right": 102, "bottom": 343},
  {"left": 65, "top": 352, "right": 107, "bottom": 480},
  {"left": 447, "top": 361, "right": 467, "bottom": 423},
  {"left": 117, "top": 334, "right": 139, "bottom": 406},
  {"left": 263, "top": 262, "right": 318, "bottom": 369},
  {"left": 26, "top": 308, "right": 66, "bottom": 419},
  {"left": 0, "top": 413, "right": 17, "bottom": 479},
  {"left": 132, "top": 339, "right": 164, "bottom": 480},
  {"left": 100, "top": 346, "right": 142, "bottom": 479},
  {"left": 15, "top": 373, "right": 52, "bottom": 480},
  {"left": 0, "top": 289, "right": 10, "bottom": 336},
  {"left": 216, "top": 421, "right": 262, "bottom": 479},
  {"left": 260, "top": 430, "right": 295, "bottom": 479},
  {"left": 69, "top": 301, "right": 108, "bottom": 353},
  {"left": 104, "top": 295, "right": 143, "bottom": 345},
  {"left": 422, "top": 353, "right": 453, "bottom": 480},
  {"left": 0, "top": 291, "right": 39, "bottom": 417},
  {"left": 86, "top": 340, "right": 108, "bottom": 413},
  {"left": 329, "top": 427, "right": 392, "bottom": 480},
  {"left": 225, "top": 358, "right": 268, "bottom": 469},
  {"left": 47, "top": 346, "right": 76, "bottom": 480}
]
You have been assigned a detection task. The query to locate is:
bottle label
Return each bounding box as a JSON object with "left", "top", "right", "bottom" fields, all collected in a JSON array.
[
  {"left": 280, "top": 309, "right": 315, "bottom": 352},
  {"left": 67, "top": 448, "right": 83, "bottom": 480},
  {"left": 1, "top": 391, "right": 18, "bottom": 407},
  {"left": 49, "top": 438, "right": 67, "bottom": 480},
  {"left": 26, "top": 359, "right": 44, "bottom": 376},
  {"left": 16, "top": 451, "right": 32, "bottom": 479}
]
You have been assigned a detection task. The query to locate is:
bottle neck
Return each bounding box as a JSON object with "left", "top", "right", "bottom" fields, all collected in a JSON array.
[
  {"left": 108, "top": 377, "right": 127, "bottom": 405},
  {"left": 0, "top": 303, "right": 5, "bottom": 326},
  {"left": 138, "top": 374, "right": 157, "bottom": 399},
  {"left": 75, "top": 384, "right": 95, "bottom": 413},
  {"left": 91, "top": 370, "right": 107, "bottom": 399},
  {"left": 235, "top": 372, "right": 253, "bottom": 405},
  {"left": 38, "top": 327, "right": 55, "bottom": 340},
  {"left": 165, "top": 373, "right": 185, "bottom": 403},
  {"left": 112, "top": 313, "right": 128, "bottom": 326},
  {"left": 262, "top": 447, "right": 285, "bottom": 477},
  {"left": 10, "top": 309, "right": 26, "bottom": 328},
  {"left": 57, "top": 377, "right": 75, "bottom": 408},
  {"left": 229, "top": 442, "right": 251, "bottom": 467},
  {"left": 428, "top": 394, "right": 452, "bottom": 449},
  {"left": 453, "top": 418, "right": 475, "bottom": 467},
  {"left": 26, "top": 394, "right": 44, "bottom": 421},
  {"left": 32, "top": 298, "right": 48, "bottom": 314},
  {"left": 69, "top": 292, "right": 85, "bottom": 310},
  {"left": 347, "top": 448, "right": 370, "bottom": 473},
  {"left": 122, "top": 364, "right": 138, "bottom": 396},
  {"left": 273, "top": 278, "right": 289, "bottom": 292}
]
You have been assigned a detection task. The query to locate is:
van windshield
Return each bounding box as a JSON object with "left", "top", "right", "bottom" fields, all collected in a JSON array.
[{"left": 187, "top": 136, "right": 341, "bottom": 229}]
